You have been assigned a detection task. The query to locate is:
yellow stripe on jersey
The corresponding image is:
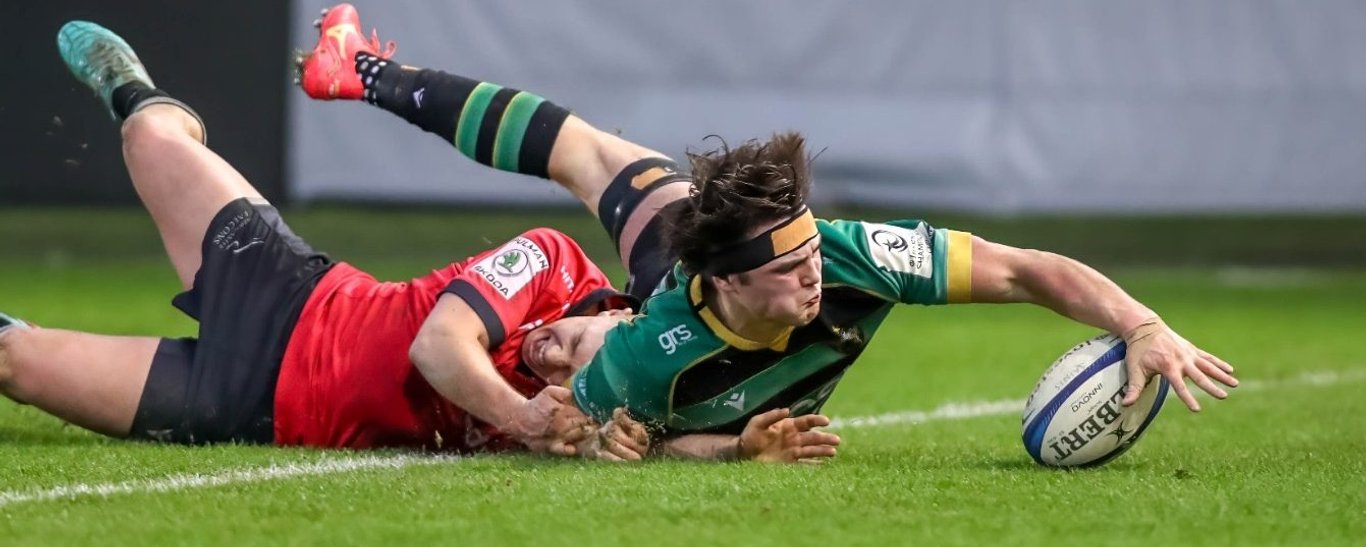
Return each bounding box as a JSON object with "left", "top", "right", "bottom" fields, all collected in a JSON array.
[{"left": 946, "top": 230, "right": 973, "bottom": 303}]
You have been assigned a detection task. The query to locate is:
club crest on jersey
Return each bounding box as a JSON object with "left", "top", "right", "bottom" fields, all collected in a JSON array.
[
  {"left": 473, "top": 237, "right": 549, "bottom": 299},
  {"left": 861, "top": 222, "right": 933, "bottom": 278}
]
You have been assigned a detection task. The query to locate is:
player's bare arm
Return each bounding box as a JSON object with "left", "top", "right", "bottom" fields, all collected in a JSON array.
[
  {"left": 633, "top": 408, "right": 840, "bottom": 463},
  {"left": 967, "top": 236, "right": 1239, "bottom": 412},
  {"left": 410, "top": 294, "right": 591, "bottom": 455}
]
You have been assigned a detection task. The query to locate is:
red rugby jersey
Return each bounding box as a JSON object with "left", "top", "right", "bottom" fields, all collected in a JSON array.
[{"left": 273, "top": 228, "right": 617, "bottom": 451}]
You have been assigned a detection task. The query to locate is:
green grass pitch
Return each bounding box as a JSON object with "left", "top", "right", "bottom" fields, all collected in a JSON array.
[{"left": 0, "top": 208, "right": 1363, "bottom": 546}]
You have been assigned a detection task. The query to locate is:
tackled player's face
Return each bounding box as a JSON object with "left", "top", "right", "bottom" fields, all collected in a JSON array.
[
  {"left": 719, "top": 236, "right": 824, "bottom": 328},
  {"left": 521, "top": 310, "right": 632, "bottom": 386}
]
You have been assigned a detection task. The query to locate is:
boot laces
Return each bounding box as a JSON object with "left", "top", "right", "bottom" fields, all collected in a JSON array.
[{"left": 367, "top": 29, "right": 397, "bottom": 59}]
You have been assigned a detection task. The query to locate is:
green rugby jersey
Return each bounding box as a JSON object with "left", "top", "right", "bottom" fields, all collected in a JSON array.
[{"left": 570, "top": 218, "right": 973, "bottom": 435}]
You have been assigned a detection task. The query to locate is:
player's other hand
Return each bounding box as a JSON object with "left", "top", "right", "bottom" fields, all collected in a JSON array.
[
  {"left": 1122, "top": 317, "right": 1238, "bottom": 412},
  {"left": 738, "top": 408, "right": 840, "bottom": 463},
  {"left": 577, "top": 408, "right": 651, "bottom": 462},
  {"left": 513, "top": 385, "right": 594, "bottom": 456}
]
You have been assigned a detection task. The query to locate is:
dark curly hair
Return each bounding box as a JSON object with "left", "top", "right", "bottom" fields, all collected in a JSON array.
[{"left": 662, "top": 131, "right": 813, "bottom": 275}]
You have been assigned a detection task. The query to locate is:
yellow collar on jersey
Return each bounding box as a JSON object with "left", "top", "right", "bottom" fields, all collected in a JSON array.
[{"left": 689, "top": 275, "right": 793, "bottom": 352}]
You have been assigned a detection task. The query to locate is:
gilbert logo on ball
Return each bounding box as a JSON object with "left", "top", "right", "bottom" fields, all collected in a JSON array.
[{"left": 1021, "top": 333, "right": 1169, "bottom": 467}]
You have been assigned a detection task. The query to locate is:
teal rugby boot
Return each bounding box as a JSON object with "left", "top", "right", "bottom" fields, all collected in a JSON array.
[{"left": 57, "top": 21, "right": 155, "bottom": 117}]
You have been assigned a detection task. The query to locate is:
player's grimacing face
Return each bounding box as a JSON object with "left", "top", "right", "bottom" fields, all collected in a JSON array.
[
  {"left": 727, "top": 237, "right": 823, "bottom": 327},
  {"left": 521, "top": 310, "right": 631, "bottom": 385}
]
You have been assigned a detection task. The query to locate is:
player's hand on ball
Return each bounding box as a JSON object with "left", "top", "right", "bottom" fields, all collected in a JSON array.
[
  {"left": 737, "top": 408, "right": 840, "bottom": 463},
  {"left": 514, "top": 385, "right": 593, "bottom": 456},
  {"left": 1122, "top": 317, "right": 1238, "bottom": 412},
  {"left": 577, "top": 408, "right": 651, "bottom": 462}
]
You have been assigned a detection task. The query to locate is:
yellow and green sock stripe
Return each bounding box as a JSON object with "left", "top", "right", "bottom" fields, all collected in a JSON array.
[
  {"left": 453, "top": 83, "right": 561, "bottom": 175},
  {"left": 359, "top": 54, "right": 570, "bottom": 179}
]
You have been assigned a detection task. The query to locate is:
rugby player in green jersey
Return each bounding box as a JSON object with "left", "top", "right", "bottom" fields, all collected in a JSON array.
[{"left": 299, "top": 4, "right": 1239, "bottom": 458}]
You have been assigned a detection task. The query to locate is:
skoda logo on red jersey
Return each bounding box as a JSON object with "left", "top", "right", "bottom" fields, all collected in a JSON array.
[{"left": 495, "top": 250, "right": 530, "bottom": 276}]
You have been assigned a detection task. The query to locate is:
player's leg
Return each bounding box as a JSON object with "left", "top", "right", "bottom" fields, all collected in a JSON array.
[
  {"left": 0, "top": 316, "right": 161, "bottom": 437},
  {"left": 59, "top": 21, "right": 264, "bottom": 290},
  {"left": 298, "top": 5, "right": 600, "bottom": 189},
  {"left": 52, "top": 22, "right": 328, "bottom": 445},
  {"left": 296, "top": 4, "right": 688, "bottom": 295}
]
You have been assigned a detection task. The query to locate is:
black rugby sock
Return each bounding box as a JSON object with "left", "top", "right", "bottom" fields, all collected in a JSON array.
[
  {"left": 109, "top": 83, "right": 208, "bottom": 143},
  {"left": 110, "top": 82, "right": 171, "bottom": 120}
]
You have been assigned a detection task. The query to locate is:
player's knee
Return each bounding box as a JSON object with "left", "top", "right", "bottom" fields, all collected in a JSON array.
[{"left": 120, "top": 109, "right": 184, "bottom": 159}]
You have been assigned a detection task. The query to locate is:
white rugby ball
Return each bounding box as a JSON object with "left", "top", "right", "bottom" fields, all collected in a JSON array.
[{"left": 1021, "top": 333, "right": 1169, "bottom": 468}]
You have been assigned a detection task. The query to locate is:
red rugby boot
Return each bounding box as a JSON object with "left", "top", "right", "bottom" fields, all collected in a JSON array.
[{"left": 295, "top": 3, "right": 396, "bottom": 100}]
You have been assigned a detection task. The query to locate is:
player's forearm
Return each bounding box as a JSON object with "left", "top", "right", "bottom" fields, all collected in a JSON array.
[
  {"left": 651, "top": 434, "right": 741, "bottom": 461},
  {"left": 1015, "top": 251, "right": 1156, "bottom": 335},
  {"left": 409, "top": 330, "right": 526, "bottom": 430}
]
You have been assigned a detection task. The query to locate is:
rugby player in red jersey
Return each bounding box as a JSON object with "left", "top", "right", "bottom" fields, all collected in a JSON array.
[
  {"left": 0, "top": 21, "right": 840, "bottom": 463},
  {"left": 0, "top": 20, "right": 622, "bottom": 456}
]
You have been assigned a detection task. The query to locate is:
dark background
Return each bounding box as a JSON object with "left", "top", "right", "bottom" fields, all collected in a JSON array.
[{"left": 0, "top": 1, "right": 290, "bottom": 204}]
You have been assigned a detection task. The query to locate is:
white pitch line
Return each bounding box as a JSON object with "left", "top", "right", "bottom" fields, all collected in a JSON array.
[
  {"left": 1, "top": 369, "right": 1360, "bottom": 509},
  {"left": 0, "top": 454, "right": 458, "bottom": 509},
  {"left": 827, "top": 368, "right": 1366, "bottom": 430}
]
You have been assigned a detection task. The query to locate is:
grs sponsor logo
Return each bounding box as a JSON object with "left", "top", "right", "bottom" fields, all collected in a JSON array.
[
  {"left": 658, "top": 324, "right": 694, "bottom": 355},
  {"left": 473, "top": 237, "right": 549, "bottom": 299},
  {"left": 861, "top": 222, "right": 933, "bottom": 278}
]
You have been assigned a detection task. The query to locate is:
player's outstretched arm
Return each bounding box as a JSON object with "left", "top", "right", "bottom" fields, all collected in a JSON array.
[
  {"left": 967, "top": 236, "right": 1239, "bottom": 412},
  {"left": 410, "top": 294, "right": 591, "bottom": 455}
]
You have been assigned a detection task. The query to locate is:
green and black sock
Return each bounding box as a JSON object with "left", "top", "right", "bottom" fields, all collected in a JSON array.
[{"left": 355, "top": 53, "right": 570, "bottom": 179}]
